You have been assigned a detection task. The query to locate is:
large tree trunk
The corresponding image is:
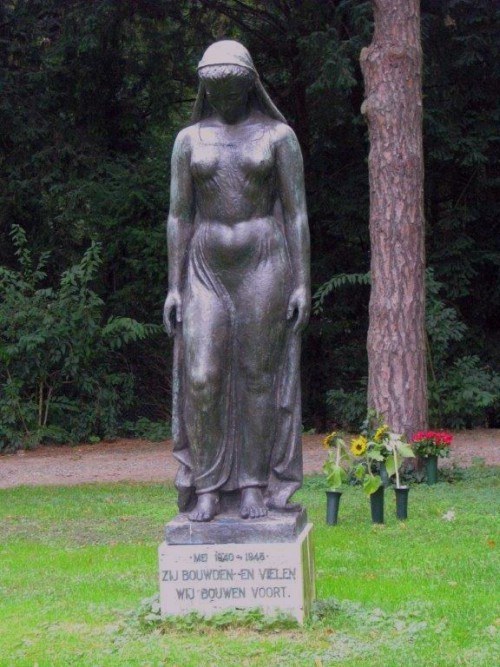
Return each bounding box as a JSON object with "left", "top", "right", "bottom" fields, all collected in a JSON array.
[{"left": 360, "top": 0, "right": 427, "bottom": 436}]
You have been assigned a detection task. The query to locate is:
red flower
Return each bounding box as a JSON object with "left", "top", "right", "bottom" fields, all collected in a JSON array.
[{"left": 411, "top": 431, "right": 453, "bottom": 447}]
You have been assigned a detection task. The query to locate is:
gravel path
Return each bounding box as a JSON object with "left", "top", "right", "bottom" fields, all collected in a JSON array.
[{"left": 0, "top": 430, "right": 499, "bottom": 489}]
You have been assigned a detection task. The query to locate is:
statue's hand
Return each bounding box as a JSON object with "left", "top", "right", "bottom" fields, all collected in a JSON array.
[
  {"left": 287, "top": 285, "right": 311, "bottom": 333},
  {"left": 163, "top": 290, "right": 182, "bottom": 337}
]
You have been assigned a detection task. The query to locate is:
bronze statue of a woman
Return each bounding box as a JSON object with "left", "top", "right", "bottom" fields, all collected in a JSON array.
[{"left": 164, "top": 40, "right": 310, "bottom": 522}]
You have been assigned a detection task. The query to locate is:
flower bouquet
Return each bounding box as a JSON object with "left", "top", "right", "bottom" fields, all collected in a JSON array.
[
  {"left": 351, "top": 420, "right": 389, "bottom": 496},
  {"left": 322, "top": 432, "right": 351, "bottom": 525},
  {"left": 411, "top": 431, "right": 453, "bottom": 458},
  {"left": 411, "top": 431, "right": 453, "bottom": 485},
  {"left": 350, "top": 418, "right": 388, "bottom": 524},
  {"left": 351, "top": 413, "right": 414, "bottom": 522}
]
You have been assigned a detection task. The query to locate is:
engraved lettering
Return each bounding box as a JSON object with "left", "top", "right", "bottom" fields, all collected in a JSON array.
[
  {"left": 215, "top": 552, "right": 235, "bottom": 562},
  {"left": 200, "top": 587, "right": 246, "bottom": 601},
  {"left": 238, "top": 568, "right": 255, "bottom": 580},
  {"left": 162, "top": 569, "right": 178, "bottom": 582},
  {"left": 251, "top": 586, "right": 288, "bottom": 599},
  {"left": 182, "top": 569, "right": 235, "bottom": 581},
  {"left": 245, "top": 552, "right": 266, "bottom": 562},
  {"left": 193, "top": 553, "right": 208, "bottom": 563},
  {"left": 176, "top": 587, "right": 195, "bottom": 600},
  {"left": 258, "top": 568, "right": 296, "bottom": 580}
]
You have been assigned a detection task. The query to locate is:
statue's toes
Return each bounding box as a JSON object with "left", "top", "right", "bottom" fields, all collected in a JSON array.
[
  {"left": 188, "top": 494, "right": 218, "bottom": 521},
  {"left": 247, "top": 505, "right": 267, "bottom": 519},
  {"left": 241, "top": 505, "right": 250, "bottom": 519},
  {"left": 195, "top": 508, "right": 217, "bottom": 521}
]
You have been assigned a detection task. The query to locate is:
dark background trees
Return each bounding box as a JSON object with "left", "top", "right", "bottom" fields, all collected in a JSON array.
[{"left": 1, "top": 0, "right": 498, "bottom": 449}]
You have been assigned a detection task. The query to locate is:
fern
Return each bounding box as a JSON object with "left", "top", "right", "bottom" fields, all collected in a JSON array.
[{"left": 313, "top": 272, "right": 371, "bottom": 313}]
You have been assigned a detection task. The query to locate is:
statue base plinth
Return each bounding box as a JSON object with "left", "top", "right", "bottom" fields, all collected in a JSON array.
[
  {"left": 165, "top": 506, "right": 308, "bottom": 545},
  {"left": 159, "top": 512, "right": 315, "bottom": 624}
]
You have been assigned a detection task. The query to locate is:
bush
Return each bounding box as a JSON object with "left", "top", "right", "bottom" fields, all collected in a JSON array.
[
  {"left": 122, "top": 417, "right": 172, "bottom": 441},
  {"left": 427, "top": 270, "right": 500, "bottom": 428},
  {"left": 0, "top": 226, "right": 161, "bottom": 451},
  {"left": 325, "top": 387, "right": 367, "bottom": 430},
  {"left": 430, "top": 356, "right": 500, "bottom": 429}
]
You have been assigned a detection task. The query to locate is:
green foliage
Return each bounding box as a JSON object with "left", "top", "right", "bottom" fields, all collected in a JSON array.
[
  {"left": 313, "top": 272, "right": 371, "bottom": 313},
  {"left": 431, "top": 356, "right": 500, "bottom": 429},
  {"left": 427, "top": 270, "right": 500, "bottom": 427},
  {"left": 122, "top": 417, "right": 172, "bottom": 442},
  {"left": 384, "top": 439, "right": 415, "bottom": 488},
  {"left": 0, "top": 0, "right": 498, "bottom": 437},
  {"left": 425, "top": 269, "right": 467, "bottom": 362},
  {"left": 362, "top": 474, "right": 382, "bottom": 496},
  {"left": 325, "top": 387, "right": 367, "bottom": 429},
  {"left": 322, "top": 432, "right": 351, "bottom": 490},
  {"left": 324, "top": 463, "right": 347, "bottom": 491},
  {"left": 348, "top": 412, "right": 415, "bottom": 491},
  {"left": 124, "top": 594, "right": 298, "bottom": 634},
  {"left": 0, "top": 227, "right": 160, "bottom": 450}
]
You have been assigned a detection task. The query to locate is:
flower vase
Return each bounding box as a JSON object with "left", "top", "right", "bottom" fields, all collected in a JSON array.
[
  {"left": 326, "top": 490, "right": 342, "bottom": 526},
  {"left": 370, "top": 485, "right": 384, "bottom": 524},
  {"left": 394, "top": 486, "right": 409, "bottom": 520},
  {"left": 425, "top": 455, "right": 438, "bottom": 485}
]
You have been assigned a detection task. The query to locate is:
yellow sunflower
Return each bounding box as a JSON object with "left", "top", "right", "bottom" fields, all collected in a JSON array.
[
  {"left": 373, "top": 425, "right": 389, "bottom": 443},
  {"left": 350, "top": 435, "right": 368, "bottom": 456},
  {"left": 322, "top": 432, "right": 337, "bottom": 449}
]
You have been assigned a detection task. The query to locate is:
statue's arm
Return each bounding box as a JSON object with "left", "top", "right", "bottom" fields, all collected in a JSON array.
[
  {"left": 275, "top": 125, "right": 311, "bottom": 332},
  {"left": 164, "top": 129, "right": 194, "bottom": 336}
]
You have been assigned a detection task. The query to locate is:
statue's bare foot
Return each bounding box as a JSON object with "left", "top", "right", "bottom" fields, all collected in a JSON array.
[
  {"left": 241, "top": 487, "right": 268, "bottom": 519},
  {"left": 266, "top": 498, "right": 302, "bottom": 512},
  {"left": 188, "top": 492, "right": 219, "bottom": 522}
]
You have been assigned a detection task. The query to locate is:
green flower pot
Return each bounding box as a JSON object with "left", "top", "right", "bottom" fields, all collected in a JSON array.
[
  {"left": 326, "top": 490, "right": 342, "bottom": 525},
  {"left": 425, "top": 455, "right": 438, "bottom": 485},
  {"left": 370, "top": 485, "right": 384, "bottom": 524},
  {"left": 394, "top": 486, "right": 409, "bottom": 520}
]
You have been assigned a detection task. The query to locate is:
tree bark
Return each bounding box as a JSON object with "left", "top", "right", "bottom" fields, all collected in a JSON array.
[{"left": 360, "top": 0, "right": 427, "bottom": 436}]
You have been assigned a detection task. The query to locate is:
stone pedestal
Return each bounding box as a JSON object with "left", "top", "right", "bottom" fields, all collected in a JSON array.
[{"left": 158, "top": 509, "right": 315, "bottom": 624}]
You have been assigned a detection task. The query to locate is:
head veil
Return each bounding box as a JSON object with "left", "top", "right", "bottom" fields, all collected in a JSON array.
[{"left": 190, "top": 40, "right": 287, "bottom": 124}]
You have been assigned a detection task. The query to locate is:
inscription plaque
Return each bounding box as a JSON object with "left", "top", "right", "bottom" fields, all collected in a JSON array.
[{"left": 159, "top": 523, "right": 314, "bottom": 623}]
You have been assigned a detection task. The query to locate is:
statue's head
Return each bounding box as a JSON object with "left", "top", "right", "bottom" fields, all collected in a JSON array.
[
  {"left": 198, "top": 40, "right": 255, "bottom": 74},
  {"left": 191, "top": 40, "right": 286, "bottom": 125},
  {"left": 198, "top": 63, "right": 255, "bottom": 122}
]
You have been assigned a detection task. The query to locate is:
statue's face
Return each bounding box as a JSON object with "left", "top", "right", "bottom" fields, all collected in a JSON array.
[{"left": 204, "top": 75, "right": 254, "bottom": 121}]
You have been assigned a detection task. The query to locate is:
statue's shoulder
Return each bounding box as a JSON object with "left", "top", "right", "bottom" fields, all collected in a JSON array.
[
  {"left": 267, "top": 120, "right": 299, "bottom": 148},
  {"left": 173, "top": 125, "right": 197, "bottom": 153}
]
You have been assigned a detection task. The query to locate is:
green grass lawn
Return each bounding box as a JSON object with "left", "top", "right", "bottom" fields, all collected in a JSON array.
[{"left": 0, "top": 469, "right": 498, "bottom": 666}]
